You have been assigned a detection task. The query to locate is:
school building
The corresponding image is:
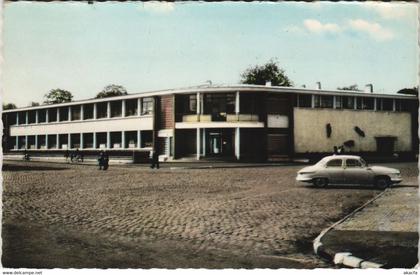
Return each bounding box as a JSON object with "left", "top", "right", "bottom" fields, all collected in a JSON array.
[{"left": 2, "top": 84, "right": 418, "bottom": 162}]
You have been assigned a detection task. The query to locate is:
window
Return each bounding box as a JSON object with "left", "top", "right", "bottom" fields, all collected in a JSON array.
[
  {"left": 382, "top": 98, "right": 393, "bottom": 111},
  {"left": 96, "top": 102, "right": 108, "bottom": 118},
  {"left": 71, "top": 105, "right": 81, "bottom": 120},
  {"left": 18, "top": 111, "right": 27, "bottom": 124},
  {"left": 188, "top": 94, "right": 197, "bottom": 113},
  {"left": 297, "top": 94, "right": 312, "bottom": 108},
  {"left": 48, "top": 109, "right": 57, "bottom": 122},
  {"left": 141, "top": 98, "right": 154, "bottom": 115},
  {"left": 346, "top": 159, "right": 362, "bottom": 167},
  {"left": 314, "top": 95, "right": 333, "bottom": 108},
  {"left": 141, "top": 131, "right": 153, "bottom": 147},
  {"left": 110, "top": 101, "right": 122, "bottom": 117},
  {"left": 125, "top": 99, "right": 138, "bottom": 116},
  {"left": 326, "top": 159, "right": 342, "bottom": 167},
  {"left": 83, "top": 104, "right": 94, "bottom": 120},
  {"left": 363, "top": 98, "right": 374, "bottom": 110},
  {"left": 38, "top": 109, "right": 47, "bottom": 123},
  {"left": 28, "top": 110, "right": 36, "bottom": 124},
  {"left": 335, "top": 96, "right": 342, "bottom": 109},
  {"left": 59, "top": 107, "right": 69, "bottom": 121},
  {"left": 342, "top": 96, "right": 354, "bottom": 109}
]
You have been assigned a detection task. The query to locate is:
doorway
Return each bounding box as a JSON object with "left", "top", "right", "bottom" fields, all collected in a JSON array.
[{"left": 206, "top": 129, "right": 234, "bottom": 157}]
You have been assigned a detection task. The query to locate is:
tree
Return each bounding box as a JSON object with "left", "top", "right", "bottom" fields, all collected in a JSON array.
[
  {"left": 30, "top": 101, "right": 40, "bottom": 107},
  {"left": 240, "top": 60, "right": 293, "bottom": 87},
  {"left": 337, "top": 84, "right": 361, "bottom": 91},
  {"left": 44, "top": 89, "right": 73, "bottom": 104},
  {"left": 95, "top": 84, "right": 128, "bottom": 98},
  {"left": 397, "top": 86, "right": 418, "bottom": 96},
  {"left": 3, "top": 103, "right": 17, "bottom": 110}
]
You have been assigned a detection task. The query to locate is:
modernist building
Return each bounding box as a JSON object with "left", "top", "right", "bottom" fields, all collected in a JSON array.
[{"left": 2, "top": 84, "right": 418, "bottom": 162}]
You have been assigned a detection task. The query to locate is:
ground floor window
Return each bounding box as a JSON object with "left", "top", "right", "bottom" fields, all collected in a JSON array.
[
  {"left": 141, "top": 131, "right": 153, "bottom": 148},
  {"left": 125, "top": 131, "right": 138, "bottom": 148},
  {"left": 83, "top": 133, "right": 94, "bottom": 148},
  {"left": 96, "top": 132, "right": 107, "bottom": 149},
  {"left": 47, "top": 135, "right": 57, "bottom": 149},
  {"left": 59, "top": 134, "right": 68, "bottom": 149}
]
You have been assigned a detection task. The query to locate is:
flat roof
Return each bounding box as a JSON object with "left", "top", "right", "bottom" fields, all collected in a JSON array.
[{"left": 3, "top": 84, "right": 417, "bottom": 113}]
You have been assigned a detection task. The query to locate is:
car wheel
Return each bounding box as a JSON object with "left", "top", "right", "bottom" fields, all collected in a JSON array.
[
  {"left": 313, "top": 178, "right": 328, "bottom": 188},
  {"left": 375, "top": 177, "right": 390, "bottom": 190}
]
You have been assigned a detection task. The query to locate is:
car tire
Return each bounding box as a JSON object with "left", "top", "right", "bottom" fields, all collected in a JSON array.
[
  {"left": 313, "top": 178, "right": 328, "bottom": 188},
  {"left": 375, "top": 177, "right": 390, "bottom": 190}
]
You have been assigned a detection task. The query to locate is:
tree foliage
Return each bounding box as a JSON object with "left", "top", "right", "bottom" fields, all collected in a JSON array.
[
  {"left": 30, "top": 101, "right": 40, "bottom": 107},
  {"left": 240, "top": 60, "right": 293, "bottom": 87},
  {"left": 95, "top": 84, "right": 128, "bottom": 99},
  {"left": 44, "top": 89, "right": 73, "bottom": 104},
  {"left": 3, "top": 103, "right": 17, "bottom": 110},
  {"left": 337, "top": 84, "right": 361, "bottom": 91},
  {"left": 397, "top": 86, "right": 418, "bottom": 96}
]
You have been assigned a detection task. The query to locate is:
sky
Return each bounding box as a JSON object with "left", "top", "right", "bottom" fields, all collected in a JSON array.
[{"left": 2, "top": 1, "right": 418, "bottom": 107}]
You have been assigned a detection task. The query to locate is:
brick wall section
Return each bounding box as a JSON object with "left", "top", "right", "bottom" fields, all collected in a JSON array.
[{"left": 159, "top": 95, "right": 174, "bottom": 129}]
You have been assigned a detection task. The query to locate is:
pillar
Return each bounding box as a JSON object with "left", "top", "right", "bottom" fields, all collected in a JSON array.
[
  {"left": 56, "top": 108, "right": 60, "bottom": 121},
  {"left": 311, "top": 95, "right": 315, "bottom": 108},
  {"left": 16, "top": 112, "right": 19, "bottom": 125},
  {"left": 35, "top": 110, "right": 39, "bottom": 124},
  {"left": 35, "top": 135, "right": 38, "bottom": 149},
  {"left": 56, "top": 134, "right": 59, "bottom": 149},
  {"left": 25, "top": 111, "right": 28, "bottom": 124},
  {"left": 333, "top": 96, "right": 336, "bottom": 109},
  {"left": 68, "top": 106, "right": 71, "bottom": 121},
  {"left": 196, "top": 128, "right": 200, "bottom": 160},
  {"left": 392, "top": 99, "right": 396, "bottom": 112},
  {"left": 80, "top": 105, "right": 84, "bottom": 120},
  {"left": 202, "top": 128, "right": 206, "bottom": 156},
  {"left": 93, "top": 132, "right": 97, "bottom": 149},
  {"left": 137, "top": 130, "right": 141, "bottom": 148},
  {"left": 80, "top": 133, "right": 84, "bottom": 149},
  {"left": 122, "top": 100, "right": 126, "bottom": 117},
  {"left": 196, "top": 92, "right": 201, "bottom": 121},
  {"left": 121, "top": 131, "right": 125, "bottom": 149},
  {"left": 93, "top": 103, "right": 97, "bottom": 119},
  {"left": 107, "top": 132, "right": 111, "bottom": 149},
  {"left": 235, "top": 91, "right": 240, "bottom": 114},
  {"left": 68, "top": 133, "right": 71, "bottom": 149},
  {"left": 235, "top": 128, "right": 240, "bottom": 160},
  {"left": 46, "top": 109, "right": 49, "bottom": 123},
  {"left": 25, "top": 136, "right": 28, "bottom": 149},
  {"left": 107, "top": 102, "right": 111, "bottom": 118}
]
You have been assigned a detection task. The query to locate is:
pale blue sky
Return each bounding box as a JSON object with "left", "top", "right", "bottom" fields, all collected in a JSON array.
[{"left": 3, "top": 1, "right": 418, "bottom": 107}]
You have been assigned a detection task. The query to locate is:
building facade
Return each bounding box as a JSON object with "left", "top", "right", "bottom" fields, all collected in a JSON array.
[{"left": 2, "top": 85, "right": 418, "bottom": 162}]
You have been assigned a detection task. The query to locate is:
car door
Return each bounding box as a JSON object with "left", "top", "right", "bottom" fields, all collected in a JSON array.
[
  {"left": 344, "top": 158, "right": 370, "bottom": 184},
  {"left": 325, "top": 158, "right": 345, "bottom": 184}
]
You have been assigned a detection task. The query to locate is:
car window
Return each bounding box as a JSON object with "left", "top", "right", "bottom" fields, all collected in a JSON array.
[
  {"left": 346, "top": 159, "right": 362, "bottom": 167},
  {"left": 326, "top": 159, "right": 342, "bottom": 167}
]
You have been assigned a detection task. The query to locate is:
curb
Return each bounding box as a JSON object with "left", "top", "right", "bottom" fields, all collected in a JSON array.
[{"left": 313, "top": 189, "right": 389, "bottom": 268}]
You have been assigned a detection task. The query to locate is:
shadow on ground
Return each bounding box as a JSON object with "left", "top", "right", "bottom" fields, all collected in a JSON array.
[{"left": 2, "top": 164, "right": 69, "bottom": 171}]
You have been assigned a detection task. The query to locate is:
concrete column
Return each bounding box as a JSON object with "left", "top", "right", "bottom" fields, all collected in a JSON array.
[
  {"left": 354, "top": 97, "right": 357, "bottom": 110},
  {"left": 45, "top": 135, "right": 49, "bottom": 150},
  {"left": 93, "top": 103, "right": 97, "bottom": 119},
  {"left": 46, "top": 109, "right": 49, "bottom": 123},
  {"left": 202, "top": 128, "right": 206, "bottom": 156},
  {"left": 311, "top": 95, "right": 315, "bottom": 108},
  {"left": 373, "top": 98, "right": 377, "bottom": 111},
  {"left": 25, "top": 111, "right": 28, "bottom": 124},
  {"left": 235, "top": 128, "right": 240, "bottom": 160},
  {"left": 235, "top": 91, "right": 240, "bottom": 114},
  {"left": 35, "top": 110, "right": 39, "bottom": 124},
  {"left": 56, "top": 134, "right": 59, "bottom": 149},
  {"left": 80, "top": 133, "right": 84, "bottom": 149},
  {"left": 137, "top": 130, "right": 141, "bottom": 148},
  {"left": 25, "top": 136, "right": 28, "bottom": 149},
  {"left": 35, "top": 135, "right": 38, "bottom": 149},
  {"left": 16, "top": 112, "right": 19, "bottom": 125},
  {"left": 93, "top": 133, "right": 97, "bottom": 149},
  {"left": 80, "top": 105, "right": 84, "bottom": 120},
  {"left": 107, "top": 132, "right": 111, "bottom": 149},
  {"left": 392, "top": 99, "right": 396, "bottom": 112},
  {"left": 56, "top": 108, "right": 60, "bottom": 121},
  {"left": 121, "top": 131, "right": 125, "bottom": 149},
  {"left": 107, "top": 102, "right": 111, "bottom": 118},
  {"left": 68, "top": 106, "right": 71, "bottom": 121},
  {"left": 138, "top": 98, "right": 142, "bottom": 116},
  {"left": 196, "top": 128, "right": 201, "bottom": 160},
  {"left": 196, "top": 92, "right": 201, "bottom": 121},
  {"left": 333, "top": 96, "right": 336, "bottom": 109},
  {"left": 122, "top": 100, "right": 126, "bottom": 117},
  {"left": 68, "top": 133, "right": 71, "bottom": 149}
]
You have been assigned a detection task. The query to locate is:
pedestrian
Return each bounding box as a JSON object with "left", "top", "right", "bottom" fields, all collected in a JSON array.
[
  {"left": 103, "top": 151, "right": 109, "bottom": 170},
  {"left": 97, "top": 150, "right": 104, "bottom": 170},
  {"left": 64, "top": 150, "right": 69, "bottom": 162},
  {"left": 150, "top": 149, "right": 159, "bottom": 169},
  {"left": 70, "top": 150, "right": 75, "bottom": 162}
]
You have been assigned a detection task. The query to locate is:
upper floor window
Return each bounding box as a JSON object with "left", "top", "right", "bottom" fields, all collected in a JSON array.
[
  {"left": 297, "top": 94, "right": 312, "bottom": 108},
  {"left": 314, "top": 95, "right": 333, "bottom": 108},
  {"left": 342, "top": 96, "right": 354, "bottom": 109},
  {"left": 28, "top": 110, "right": 37, "bottom": 124},
  {"left": 71, "top": 105, "right": 81, "bottom": 120},
  {"left": 96, "top": 102, "right": 108, "bottom": 118},
  {"left": 378, "top": 98, "right": 393, "bottom": 111},
  {"left": 38, "top": 109, "right": 47, "bottom": 123},
  {"left": 357, "top": 97, "right": 374, "bottom": 110},
  {"left": 59, "top": 107, "right": 69, "bottom": 121},
  {"left": 141, "top": 97, "right": 154, "bottom": 115},
  {"left": 83, "top": 104, "right": 94, "bottom": 120},
  {"left": 48, "top": 108, "right": 57, "bottom": 122},
  {"left": 18, "top": 111, "right": 26, "bottom": 124},
  {"left": 125, "top": 99, "right": 138, "bottom": 116},
  {"left": 110, "top": 100, "right": 122, "bottom": 117}
]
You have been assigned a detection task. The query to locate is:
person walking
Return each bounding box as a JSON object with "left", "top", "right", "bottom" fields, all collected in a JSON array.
[
  {"left": 98, "top": 150, "right": 104, "bottom": 170},
  {"left": 150, "top": 150, "right": 159, "bottom": 169},
  {"left": 103, "top": 151, "right": 109, "bottom": 170}
]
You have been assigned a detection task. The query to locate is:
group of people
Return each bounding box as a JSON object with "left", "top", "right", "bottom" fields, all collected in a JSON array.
[{"left": 64, "top": 149, "right": 84, "bottom": 162}]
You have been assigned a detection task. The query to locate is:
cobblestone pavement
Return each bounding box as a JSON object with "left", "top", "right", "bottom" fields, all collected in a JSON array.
[{"left": 2, "top": 161, "right": 417, "bottom": 268}]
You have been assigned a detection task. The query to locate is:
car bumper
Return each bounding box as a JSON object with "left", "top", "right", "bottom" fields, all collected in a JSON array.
[
  {"left": 296, "top": 174, "right": 314, "bottom": 182},
  {"left": 390, "top": 175, "right": 402, "bottom": 184}
]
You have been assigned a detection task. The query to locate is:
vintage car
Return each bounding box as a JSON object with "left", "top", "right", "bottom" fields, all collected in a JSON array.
[{"left": 296, "top": 155, "right": 401, "bottom": 189}]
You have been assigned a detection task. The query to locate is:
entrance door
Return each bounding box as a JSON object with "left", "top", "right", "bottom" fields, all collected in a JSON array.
[{"left": 209, "top": 133, "right": 222, "bottom": 155}]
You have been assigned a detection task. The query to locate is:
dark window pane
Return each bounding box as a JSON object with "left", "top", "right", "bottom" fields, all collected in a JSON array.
[
  {"left": 97, "top": 102, "right": 108, "bottom": 118},
  {"left": 125, "top": 99, "right": 138, "bottom": 116},
  {"left": 71, "top": 105, "right": 81, "bottom": 120},
  {"left": 298, "top": 94, "right": 312, "bottom": 108},
  {"left": 38, "top": 109, "right": 46, "bottom": 123},
  {"left": 343, "top": 97, "right": 354, "bottom": 109},
  {"left": 48, "top": 109, "right": 57, "bottom": 122},
  {"left": 83, "top": 104, "right": 94, "bottom": 120},
  {"left": 142, "top": 98, "right": 154, "bottom": 115},
  {"left": 326, "top": 159, "right": 342, "bottom": 167}
]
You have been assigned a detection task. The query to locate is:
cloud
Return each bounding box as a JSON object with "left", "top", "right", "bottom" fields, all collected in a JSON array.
[
  {"left": 303, "top": 19, "right": 341, "bottom": 34},
  {"left": 140, "top": 2, "right": 175, "bottom": 14},
  {"left": 348, "top": 19, "right": 394, "bottom": 41},
  {"left": 363, "top": 2, "right": 412, "bottom": 20}
]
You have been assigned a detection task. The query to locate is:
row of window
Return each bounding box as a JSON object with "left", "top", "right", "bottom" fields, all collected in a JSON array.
[
  {"left": 326, "top": 158, "right": 366, "bottom": 168},
  {"left": 297, "top": 94, "right": 412, "bottom": 112},
  {"left": 8, "top": 98, "right": 154, "bottom": 126},
  {"left": 10, "top": 131, "right": 153, "bottom": 150}
]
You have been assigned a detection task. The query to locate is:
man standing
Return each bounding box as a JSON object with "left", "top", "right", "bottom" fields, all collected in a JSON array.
[{"left": 150, "top": 150, "right": 159, "bottom": 169}]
